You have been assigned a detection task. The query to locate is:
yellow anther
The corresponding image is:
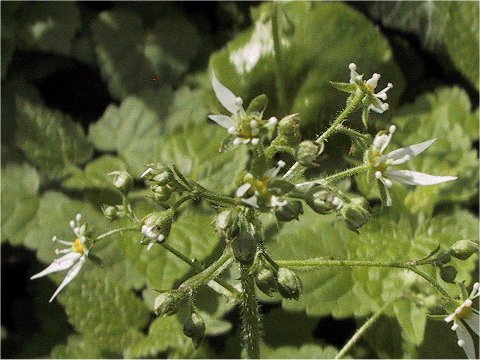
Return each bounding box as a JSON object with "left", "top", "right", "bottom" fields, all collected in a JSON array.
[{"left": 72, "top": 238, "right": 85, "bottom": 254}]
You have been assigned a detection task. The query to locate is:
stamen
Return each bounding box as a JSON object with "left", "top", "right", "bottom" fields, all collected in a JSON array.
[
  {"left": 250, "top": 120, "right": 258, "bottom": 128},
  {"left": 76, "top": 214, "right": 82, "bottom": 222},
  {"left": 157, "top": 234, "right": 165, "bottom": 242},
  {"left": 233, "top": 138, "right": 242, "bottom": 146},
  {"left": 383, "top": 178, "right": 393, "bottom": 188},
  {"left": 389, "top": 125, "right": 396, "bottom": 133},
  {"left": 227, "top": 126, "right": 236, "bottom": 134},
  {"left": 52, "top": 236, "right": 57, "bottom": 242},
  {"left": 348, "top": 63, "right": 357, "bottom": 70},
  {"left": 251, "top": 138, "right": 259, "bottom": 145},
  {"left": 469, "top": 282, "right": 480, "bottom": 298},
  {"left": 451, "top": 323, "right": 459, "bottom": 331},
  {"left": 278, "top": 160, "right": 286, "bottom": 167},
  {"left": 375, "top": 171, "right": 383, "bottom": 179},
  {"left": 69, "top": 220, "right": 75, "bottom": 229},
  {"left": 457, "top": 340, "right": 465, "bottom": 347},
  {"left": 464, "top": 299, "right": 473, "bottom": 307},
  {"left": 267, "top": 117, "right": 278, "bottom": 126},
  {"left": 147, "top": 242, "right": 154, "bottom": 251},
  {"left": 234, "top": 97, "right": 243, "bottom": 107}
]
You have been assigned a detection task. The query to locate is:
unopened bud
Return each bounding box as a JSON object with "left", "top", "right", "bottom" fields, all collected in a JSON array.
[
  {"left": 183, "top": 311, "right": 206, "bottom": 349},
  {"left": 440, "top": 266, "right": 457, "bottom": 283},
  {"left": 154, "top": 291, "right": 184, "bottom": 317},
  {"left": 152, "top": 171, "right": 174, "bottom": 186},
  {"left": 142, "top": 209, "right": 174, "bottom": 241},
  {"left": 231, "top": 231, "right": 257, "bottom": 264},
  {"left": 150, "top": 184, "right": 173, "bottom": 202},
  {"left": 277, "top": 268, "right": 302, "bottom": 300},
  {"left": 215, "top": 209, "right": 240, "bottom": 240},
  {"left": 341, "top": 197, "right": 370, "bottom": 233},
  {"left": 275, "top": 200, "right": 303, "bottom": 222},
  {"left": 296, "top": 141, "right": 324, "bottom": 167},
  {"left": 305, "top": 186, "right": 343, "bottom": 214},
  {"left": 276, "top": 114, "right": 301, "bottom": 145},
  {"left": 255, "top": 267, "right": 278, "bottom": 297},
  {"left": 101, "top": 205, "right": 118, "bottom": 220},
  {"left": 108, "top": 171, "right": 133, "bottom": 193},
  {"left": 450, "top": 240, "right": 478, "bottom": 260}
]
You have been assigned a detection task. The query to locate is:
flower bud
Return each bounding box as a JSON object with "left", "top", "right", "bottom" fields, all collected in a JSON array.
[
  {"left": 255, "top": 267, "right": 278, "bottom": 297},
  {"left": 296, "top": 141, "right": 324, "bottom": 167},
  {"left": 277, "top": 268, "right": 302, "bottom": 300},
  {"left": 440, "top": 266, "right": 457, "bottom": 283},
  {"left": 275, "top": 200, "right": 303, "bottom": 222},
  {"left": 183, "top": 311, "right": 206, "bottom": 348},
  {"left": 215, "top": 209, "right": 240, "bottom": 240},
  {"left": 276, "top": 114, "right": 301, "bottom": 145},
  {"left": 450, "top": 240, "right": 478, "bottom": 260},
  {"left": 150, "top": 184, "right": 173, "bottom": 202},
  {"left": 108, "top": 171, "right": 133, "bottom": 193},
  {"left": 101, "top": 205, "right": 119, "bottom": 220},
  {"left": 340, "top": 197, "right": 370, "bottom": 233},
  {"left": 305, "top": 186, "right": 343, "bottom": 214},
  {"left": 154, "top": 290, "right": 184, "bottom": 317},
  {"left": 142, "top": 209, "right": 174, "bottom": 244},
  {"left": 231, "top": 231, "right": 257, "bottom": 265},
  {"left": 152, "top": 171, "right": 175, "bottom": 186}
]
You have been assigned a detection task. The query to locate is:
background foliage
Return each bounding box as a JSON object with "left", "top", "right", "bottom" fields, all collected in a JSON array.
[{"left": 1, "top": 1, "right": 478, "bottom": 358}]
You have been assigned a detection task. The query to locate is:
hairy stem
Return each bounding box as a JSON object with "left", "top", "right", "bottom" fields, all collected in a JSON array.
[
  {"left": 240, "top": 264, "right": 261, "bottom": 359},
  {"left": 295, "top": 164, "right": 369, "bottom": 188},
  {"left": 95, "top": 226, "right": 138, "bottom": 242},
  {"left": 276, "top": 258, "right": 452, "bottom": 299},
  {"left": 335, "top": 297, "right": 398, "bottom": 359},
  {"left": 271, "top": 2, "right": 288, "bottom": 115},
  {"left": 282, "top": 92, "right": 364, "bottom": 181}
]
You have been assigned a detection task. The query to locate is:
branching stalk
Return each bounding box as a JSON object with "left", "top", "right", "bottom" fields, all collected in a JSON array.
[
  {"left": 240, "top": 264, "right": 261, "bottom": 359},
  {"left": 271, "top": 2, "right": 288, "bottom": 115}
]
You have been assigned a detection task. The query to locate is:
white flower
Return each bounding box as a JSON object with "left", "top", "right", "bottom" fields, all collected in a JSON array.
[
  {"left": 369, "top": 125, "right": 457, "bottom": 206},
  {"left": 236, "top": 160, "right": 286, "bottom": 208},
  {"left": 445, "top": 282, "right": 480, "bottom": 359},
  {"left": 208, "top": 73, "right": 275, "bottom": 146},
  {"left": 349, "top": 63, "right": 393, "bottom": 114},
  {"left": 141, "top": 224, "right": 166, "bottom": 251},
  {"left": 30, "top": 214, "right": 88, "bottom": 302}
]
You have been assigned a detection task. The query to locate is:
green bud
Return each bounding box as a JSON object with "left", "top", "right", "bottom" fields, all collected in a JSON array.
[
  {"left": 432, "top": 251, "right": 452, "bottom": 266},
  {"left": 440, "top": 266, "right": 457, "bottom": 283},
  {"left": 277, "top": 268, "right": 302, "bottom": 300},
  {"left": 247, "top": 94, "right": 268, "bottom": 114},
  {"left": 341, "top": 197, "right": 370, "bottom": 233},
  {"left": 295, "top": 140, "right": 324, "bottom": 167},
  {"left": 101, "top": 205, "right": 119, "bottom": 220},
  {"left": 154, "top": 291, "right": 184, "bottom": 317},
  {"left": 276, "top": 114, "right": 301, "bottom": 145},
  {"left": 275, "top": 200, "right": 303, "bottom": 222},
  {"left": 152, "top": 170, "right": 175, "bottom": 186},
  {"left": 231, "top": 231, "right": 257, "bottom": 264},
  {"left": 142, "top": 209, "right": 174, "bottom": 242},
  {"left": 150, "top": 184, "right": 173, "bottom": 202},
  {"left": 305, "top": 186, "right": 343, "bottom": 214},
  {"left": 108, "top": 171, "right": 133, "bottom": 193},
  {"left": 255, "top": 267, "right": 278, "bottom": 297},
  {"left": 215, "top": 209, "right": 240, "bottom": 240},
  {"left": 450, "top": 240, "right": 478, "bottom": 260},
  {"left": 183, "top": 311, "right": 206, "bottom": 349}
]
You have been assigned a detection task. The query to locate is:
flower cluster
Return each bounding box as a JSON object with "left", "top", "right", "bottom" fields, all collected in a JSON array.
[
  {"left": 445, "top": 283, "right": 479, "bottom": 359},
  {"left": 30, "top": 214, "right": 88, "bottom": 302}
]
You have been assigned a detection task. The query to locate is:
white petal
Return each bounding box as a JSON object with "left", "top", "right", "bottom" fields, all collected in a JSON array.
[
  {"left": 381, "top": 138, "right": 437, "bottom": 164},
  {"left": 208, "top": 114, "right": 236, "bottom": 129},
  {"left": 464, "top": 313, "right": 479, "bottom": 336},
  {"left": 242, "top": 195, "right": 259, "bottom": 208},
  {"left": 30, "top": 252, "right": 81, "bottom": 279},
  {"left": 211, "top": 72, "right": 240, "bottom": 114},
  {"left": 236, "top": 183, "right": 252, "bottom": 197},
  {"left": 140, "top": 167, "right": 153, "bottom": 178},
  {"left": 455, "top": 322, "right": 476, "bottom": 360},
  {"left": 49, "top": 256, "right": 85, "bottom": 303},
  {"left": 384, "top": 170, "right": 457, "bottom": 186}
]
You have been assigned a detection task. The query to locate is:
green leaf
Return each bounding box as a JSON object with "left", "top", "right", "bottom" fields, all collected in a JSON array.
[
  {"left": 1, "top": 163, "right": 40, "bottom": 245},
  {"left": 154, "top": 122, "right": 248, "bottom": 193},
  {"left": 393, "top": 300, "right": 427, "bottom": 346},
  {"left": 391, "top": 87, "right": 478, "bottom": 215},
  {"left": 209, "top": 2, "right": 404, "bottom": 133},
  {"left": 5, "top": 2, "right": 80, "bottom": 56},
  {"left": 62, "top": 155, "right": 128, "bottom": 190},
  {"left": 50, "top": 335, "right": 103, "bottom": 359},
  {"left": 261, "top": 343, "right": 339, "bottom": 359},
  {"left": 59, "top": 271, "right": 150, "bottom": 354},
  {"left": 91, "top": 8, "right": 200, "bottom": 100},
  {"left": 417, "top": 320, "right": 466, "bottom": 359},
  {"left": 444, "top": 2, "right": 479, "bottom": 90},
  {"left": 268, "top": 207, "right": 477, "bottom": 345},
  {"left": 16, "top": 99, "right": 94, "bottom": 178},
  {"left": 88, "top": 95, "right": 166, "bottom": 176}
]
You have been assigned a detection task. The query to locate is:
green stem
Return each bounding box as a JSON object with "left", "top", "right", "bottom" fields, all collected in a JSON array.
[
  {"left": 200, "top": 190, "right": 238, "bottom": 206},
  {"left": 335, "top": 125, "right": 370, "bottom": 141},
  {"left": 282, "top": 92, "right": 364, "bottom": 181},
  {"left": 276, "top": 258, "right": 452, "bottom": 299},
  {"left": 271, "top": 2, "right": 288, "bottom": 115},
  {"left": 240, "top": 264, "right": 261, "bottom": 359},
  {"left": 172, "top": 194, "right": 193, "bottom": 209},
  {"left": 95, "top": 226, "right": 138, "bottom": 242},
  {"left": 335, "top": 297, "right": 398, "bottom": 359},
  {"left": 180, "top": 249, "right": 233, "bottom": 291},
  {"left": 295, "top": 164, "right": 368, "bottom": 188}
]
